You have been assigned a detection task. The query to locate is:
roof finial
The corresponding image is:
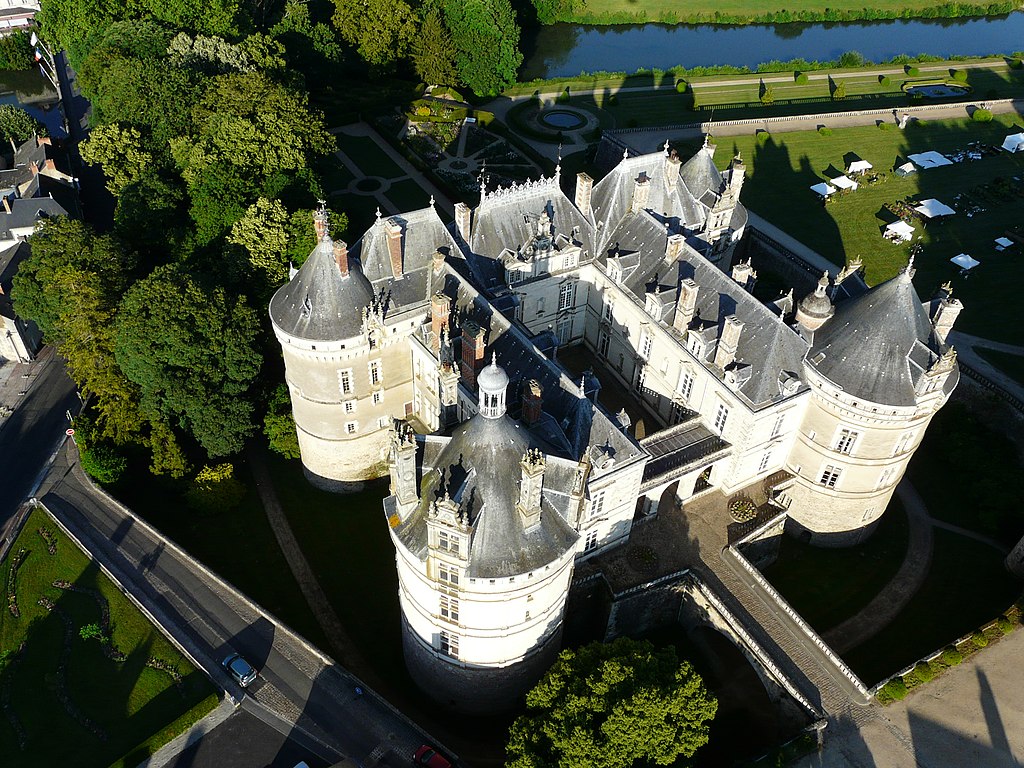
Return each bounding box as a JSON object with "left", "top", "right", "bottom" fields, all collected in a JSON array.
[
  {"left": 429, "top": 194, "right": 435, "bottom": 208},
  {"left": 703, "top": 133, "right": 711, "bottom": 150},
  {"left": 491, "top": 350, "right": 497, "bottom": 367},
  {"left": 375, "top": 206, "right": 382, "bottom": 222},
  {"left": 622, "top": 145, "right": 629, "bottom": 161},
  {"left": 664, "top": 139, "right": 670, "bottom": 155}
]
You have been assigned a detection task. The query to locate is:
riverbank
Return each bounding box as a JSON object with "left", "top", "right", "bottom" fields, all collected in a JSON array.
[{"left": 543, "top": 0, "right": 1018, "bottom": 25}]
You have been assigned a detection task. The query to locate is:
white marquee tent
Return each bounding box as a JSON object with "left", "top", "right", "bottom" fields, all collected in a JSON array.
[
  {"left": 914, "top": 199, "right": 956, "bottom": 219},
  {"left": 895, "top": 162, "right": 917, "bottom": 177},
  {"left": 995, "top": 237, "right": 1015, "bottom": 251},
  {"left": 884, "top": 221, "right": 916, "bottom": 243},
  {"left": 908, "top": 151, "right": 954, "bottom": 169},
  {"left": 832, "top": 175, "right": 859, "bottom": 191},
  {"left": 847, "top": 159, "right": 873, "bottom": 174},
  {"left": 951, "top": 253, "right": 980, "bottom": 270},
  {"left": 1001, "top": 133, "right": 1024, "bottom": 153},
  {"left": 810, "top": 182, "right": 836, "bottom": 197}
]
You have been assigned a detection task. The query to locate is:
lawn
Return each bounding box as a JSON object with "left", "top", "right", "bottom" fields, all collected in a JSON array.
[
  {"left": 385, "top": 178, "right": 431, "bottom": 213},
  {"left": 318, "top": 154, "right": 358, "bottom": 194},
  {"left": 697, "top": 114, "right": 1024, "bottom": 343},
  {"left": 761, "top": 496, "right": 910, "bottom": 633},
  {"left": 0, "top": 507, "right": 218, "bottom": 767},
  {"left": 976, "top": 347, "right": 1024, "bottom": 385},
  {"left": 333, "top": 133, "right": 405, "bottom": 179}
]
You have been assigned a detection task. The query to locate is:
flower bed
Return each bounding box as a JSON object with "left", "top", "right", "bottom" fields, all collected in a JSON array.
[
  {"left": 6, "top": 547, "right": 27, "bottom": 617},
  {"left": 37, "top": 527, "right": 57, "bottom": 555}
]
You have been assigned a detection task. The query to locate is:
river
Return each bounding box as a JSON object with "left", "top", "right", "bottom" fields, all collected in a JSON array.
[
  {"left": 0, "top": 67, "right": 62, "bottom": 135},
  {"left": 519, "top": 12, "right": 1024, "bottom": 79}
]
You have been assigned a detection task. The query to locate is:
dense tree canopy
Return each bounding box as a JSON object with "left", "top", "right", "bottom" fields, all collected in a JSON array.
[
  {"left": 0, "top": 105, "right": 44, "bottom": 143},
  {"left": 332, "top": 0, "right": 418, "bottom": 69},
  {"left": 412, "top": 6, "right": 459, "bottom": 86},
  {"left": 80, "top": 123, "right": 154, "bottom": 195},
  {"left": 116, "top": 264, "right": 263, "bottom": 457},
  {"left": 442, "top": 0, "right": 523, "bottom": 96},
  {"left": 506, "top": 637, "right": 717, "bottom": 768}
]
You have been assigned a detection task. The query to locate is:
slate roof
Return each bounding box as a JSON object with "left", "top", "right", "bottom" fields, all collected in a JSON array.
[
  {"left": 807, "top": 267, "right": 942, "bottom": 406},
  {"left": 0, "top": 197, "right": 66, "bottom": 241},
  {"left": 599, "top": 209, "right": 809, "bottom": 407},
  {"left": 394, "top": 415, "right": 580, "bottom": 578}
]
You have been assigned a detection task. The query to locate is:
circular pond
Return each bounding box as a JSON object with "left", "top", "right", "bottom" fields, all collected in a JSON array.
[
  {"left": 905, "top": 83, "right": 971, "bottom": 98},
  {"left": 355, "top": 177, "right": 383, "bottom": 192},
  {"left": 539, "top": 109, "right": 587, "bottom": 130}
]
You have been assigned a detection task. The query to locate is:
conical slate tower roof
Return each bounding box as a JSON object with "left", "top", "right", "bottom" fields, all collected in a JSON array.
[{"left": 807, "top": 266, "right": 937, "bottom": 406}]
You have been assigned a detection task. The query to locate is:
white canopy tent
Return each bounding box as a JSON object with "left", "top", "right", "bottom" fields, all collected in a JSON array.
[
  {"left": 895, "top": 162, "right": 916, "bottom": 177},
  {"left": 951, "top": 253, "right": 980, "bottom": 270},
  {"left": 847, "top": 159, "right": 873, "bottom": 174},
  {"left": 884, "top": 221, "right": 916, "bottom": 243},
  {"left": 832, "top": 175, "right": 859, "bottom": 191},
  {"left": 1001, "top": 133, "right": 1024, "bottom": 153},
  {"left": 810, "top": 182, "right": 836, "bottom": 197},
  {"left": 995, "top": 237, "right": 1015, "bottom": 251},
  {"left": 914, "top": 199, "right": 956, "bottom": 219},
  {"left": 908, "top": 151, "right": 954, "bottom": 169}
]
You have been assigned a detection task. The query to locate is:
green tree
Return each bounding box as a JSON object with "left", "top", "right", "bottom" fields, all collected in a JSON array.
[
  {"left": 286, "top": 207, "right": 348, "bottom": 265},
  {"left": 80, "top": 123, "right": 154, "bottom": 194},
  {"left": 442, "top": 0, "right": 523, "bottom": 96},
  {"left": 412, "top": 6, "right": 459, "bottom": 86},
  {"left": 116, "top": 264, "right": 263, "bottom": 457},
  {"left": 0, "top": 104, "right": 43, "bottom": 143},
  {"left": 832, "top": 79, "right": 846, "bottom": 100},
  {"left": 760, "top": 83, "right": 775, "bottom": 106},
  {"left": 114, "top": 172, "right": 189, "bottom": 253},
  {"left": 148, "top": 419, "right": 192, "bottom": 478},
  {"left": 0, "top": 30, "right": 35, "bottom": 70},
  {"left": 228, "top": 197, "right": 290, "bottom": 282},
  {"left": 333, "top": 0, "right": 417, "bottom": 69},
  {"left": 80, "top": 442, "right": 129, "bottom": 484},
  {"left": 264, "top": 383, "right": 300, "bottom": 458},
  {"left": 185, "top": 462, "right": 246, "bottom": 512},
  {"left": 506, "top": 637, "right": 717, "bottom": 768},
  {"left": 530, "top": 0, "right": 581, "bottom": 24}
]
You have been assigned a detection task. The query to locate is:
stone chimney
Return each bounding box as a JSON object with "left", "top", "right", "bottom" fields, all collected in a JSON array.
[
  {"left": 728, "top": 153, "right": 745, "bottom": 195},
  {"left": 665, "top": 149, "right": 682, "bottom": 184},
  {"left": 575, "top": 172, "right": 593, "bottom": 216},
  {"left": 389, "top": 421, "right": 419, "bottom": 522},
  {"left": 517, "top": 449, "right": 546, "bottom": 529},
  {"left": 932, "top": 296, "right": 963, "bottom": 344},
  {"left": 666, "top": 233, "right": 685, "bottom": 262},
  {"left": 673, "top": 278, "right": 699, "bottom": 332},
  {"left": 714, "top": 316, "right": 743, "bottom": 369},
  {"left": 431, "top": 292, "right": 451, "bottom": 353},
  {"left": 432, "top": 248, "right": 446, "bottom": 274},
  {"left": 454, "top": 202, "right": 471, "bottom": 242},
  {"left": 1, "top": 197, "right": 10, "bottom": 215},
  {"left": 333, "top": 240, "right": 349, "bottom": 278},
  {"left": 522, "top": 379, "right": 543, "bottom": 425},
  {"left": 386, "top": 219, "right": 403, "bottom": 278},
  {"left": 313, "top": 206, "right": 328, "bottom": 240},
  {"left": 731, "top": 260, "right": 756, "bottom": 291},
  {"left": 630, "top": 174, "right": 650, "bottom": 214},
  {"left": 460, "top": 320, "right": 486, "bottom": 388}
]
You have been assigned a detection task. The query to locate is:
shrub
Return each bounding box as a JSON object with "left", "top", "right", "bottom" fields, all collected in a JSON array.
[
  {"left": 557, "top": 87, "right": 571, "bottom": 103},
  {"left": 902, "top": 667, "right": 921, "bottom": 688},
  {"left": 939, "top": 646, "right": 963, "bottom": 667},
  {"left": 952, "top": 69, "right": 968, "bottom": 82},
  {"left": 80, "top": 443, "right": 128, "bottom": 485},
  {"left": 607, "top": 93, "right": 618, "bottom": 106},
  {"left": 972, "top": 630, "right": 989, "bottom": 648},
  {"left": 831, "top": 80, "right": 847, "bottom": 100},
  {"left": 675, "top": 80, "right": 687, "bottom": 93},
  {"left": 760, "top": 84, "right": 775, "bottom": 106},
  {"left": 879, "top": 121, "right": 893, "bottom": 131},
  {"left": 756, "top": 130, "right": 770, "bottom": 146},
  {"left": 907, "top": 66, "right": 921, "bottom": 76},
  {"left": 914, "top": 661, "right": 936, "bottom": 683},
  {"left": 186, "top": 463, "right": 246, "bottom": 514},
  {"left": 972, "top": 108, "right": 993, "bottom": 122},
  {"left": 997, "top": 616, "right": 1015, "bottom": 634},
  {"left": 795, "top": 72, "right": 808, "bottom": 84},
  {"left": 818, "top": 126, "right": 833, "bottom": 136},
  {"left": 80, "top": 623, "right": 104, "bottom": 642},
  {"left": 879, "top": 75, "right": 891, "bottom": 86},
  {"left": 876, "top": 677, "right": 908, "bottom": 704}
]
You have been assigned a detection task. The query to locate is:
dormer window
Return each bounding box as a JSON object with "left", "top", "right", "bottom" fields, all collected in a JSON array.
[
  {"left": 607, "top": 259, "right": 622, "bottom": 283},
  {"left": 645, "top": 293, "right": 661, "bottom": 320},
  {"left": 687, "top": 333, "right": 705, "bottom": 358}
]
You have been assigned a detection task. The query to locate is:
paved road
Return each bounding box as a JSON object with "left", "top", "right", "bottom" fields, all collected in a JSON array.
[{"left": 37, "top": 445, "right": 445, "bottom": 768}]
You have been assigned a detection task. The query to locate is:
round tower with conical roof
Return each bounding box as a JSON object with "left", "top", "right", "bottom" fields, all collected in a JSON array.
[
  {"left": 384, "top": 357, "right": 587, "bottom": 713},
  {"left": 784, "top": 262, "right": 960, "bottom": 546}
]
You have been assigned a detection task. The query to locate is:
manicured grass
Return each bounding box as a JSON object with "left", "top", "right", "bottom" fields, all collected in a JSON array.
[
  {"left": 761, "top": 496, "right": 910, "bottom": 633},
  {"left": 698, "top": 114, "right": 1024, "bottom": 343},
  {"left": 0, "top": 507, "right": 218, "bottom": 766},
  {"left": 318, "top": 154, "right": 358, "bottom": 194},
  {"left": 843, "top": 528, "right": 1021, "bottom": 684},
  {"left": 385, "top": 178, "right": 431, "bottom": 212},
  {"left": 333, "top": 133, "right": 405, "bottom": 179},
  {"left": 331, "top": 191, "right": 388, "bottom": 239},
  {"left": 111, "top": 457, "right": 331, "bottom": 653},
  {"left": 976, "top": 347, "right": 1024, "bottom": 385}
]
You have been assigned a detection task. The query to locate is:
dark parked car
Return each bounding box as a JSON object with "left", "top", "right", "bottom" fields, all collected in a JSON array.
[{"left": 222, "top": 652, "right": 258, "bottom": 687}]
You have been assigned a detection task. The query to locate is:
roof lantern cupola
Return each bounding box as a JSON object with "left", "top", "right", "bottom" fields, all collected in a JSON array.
[
  {"left": 477, "top": 353, "right": 509, "bottom": 419},
  {"left": 796, "top": 271, "right": 835, "bottom": 332}
]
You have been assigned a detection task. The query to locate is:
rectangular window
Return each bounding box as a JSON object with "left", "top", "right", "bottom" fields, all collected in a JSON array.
[
  {"left": 598, "top": 330, "right": 610, "bottom": 357},
  {"left": 758, "top": 451, "right": 772, "bottom": 473},
  {"left": 835, "top": 429, "right": 858, "bottom": 455},
  {"left": 373, "top": 391, "right": 383, "bottom": 405},
  {"left": 639, "top": 331, "right": 653, "bottom": 360},
  {"left": 369, "top": 360, "right": 382, "bottom": 387},
  {"left": 438, "top": 563, "right": 460, "bottom": 588},
  {"left": 345, "top": 421, "right": 358, "bottom": 435},
  {"left": 440, "top": 630, "right": 459, "bottom": 658},
  {"left": 440, "top": 595, "right": 459, "bottom": 623},
  {"left": 677, "top": 370, "right": 694, "bottom": 400},
  {"left": 771, "top": 414, "right": 784, "bottom": 438},
  {"left": 588, "top": 490, "right": 606, "bottom": 520},
  {"left": 688, "top": 336, "right": 704, "bottom": 357},
  {"left": 344, "top": 400, "right": 356, "bottom": 414},
  {"left": 438, "top": 531, "right": 460, "bottom": 555},
  {"left": 558, "top": 281, "right": 575, "bottom": 311},
  {"left": 537, "top": 297, "right": 545, "bottom": 315},
  {"left": 714, "top": 404, "right": 729, "bottom": 434},
  {"left": 876, "top": 467, "right": 897, "bottom": 490},
  {"left": 670, "top": 400, "right": 687, "bottom": 425},
  {"left": 584, "top": 531, "right": 598, "bottom": 551},
  {"left": 819, "top": 465, "right": 842, "bottom": 489},
  {"left": 894, "top": 432, "right": 914, "bottom": 455},
  {"left": 338, "top": 369, "right": 353, "bottom": 395},
  {"left": 602, "top": 300, "right": 613, "bottom": 323},
  {"left": 563, "top": 252, "right": 578, "bottom": 270},
  {"left": 556, "top": 316, "right": 572, "bottom": 344}
]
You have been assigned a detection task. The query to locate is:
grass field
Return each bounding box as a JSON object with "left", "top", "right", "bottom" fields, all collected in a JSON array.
[
  {"left": 0, "top": 507, "right": 218, "bottom": 767},
  {"left": 333, "top": 134, "right": 404, "bottom": 179},
  {"left": 687, "top": 114, "right": 1024, "bottom": 343},
  {"left": 385, "top": 178, "right": 431, "bottom": 212}
]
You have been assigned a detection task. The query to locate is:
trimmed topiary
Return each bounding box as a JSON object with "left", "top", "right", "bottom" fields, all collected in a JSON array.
[
  {"left": 972, "top": 630, "right": 989, "bottom": 648},
  {"left": 952, "top": 69, "right": 969, "bottom": 82},
  {"left": 914, "top": 661, "right": 936, "bottom": 684},
  {"left": 676, "top": 80, "right": 687, "bottom": 93},
  {"left": 756, "top": 130, "right": 770, "bottom": 146},
  {"left": 939, "top": 646, "right": 963, "bottom": 667},
  {"left": 795, "top": 72, "right": 808, "bottom": 84},
  {"left": 817, "top": 125, "right": 833, "bottom": 136},
  {"left": 879, "top": 75, "right": 891, "bottom": 86},
  {"left": 972, "top": 108, "right": 993, "bottom": 122},
  {"left": 876, "top": 677, "right": 908, "bottom": 704},
  {"left": 907, "top": 65, "right": 921, "bottom": 76},
  {"left": 997, "top": 616, "right": 1015, "bottom": 634},
  {"left": 879, "top": 121, "right": 892, "bottom": 131}
]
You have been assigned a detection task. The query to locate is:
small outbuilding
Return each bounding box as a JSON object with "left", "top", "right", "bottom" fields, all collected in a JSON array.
[{"left": 1001, "top": 133, "right": 1024, "bottom": 153}]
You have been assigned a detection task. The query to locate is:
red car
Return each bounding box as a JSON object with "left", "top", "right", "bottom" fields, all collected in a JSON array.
[{"left": 414, "top": 745, "right": 452, "bottom": 768}]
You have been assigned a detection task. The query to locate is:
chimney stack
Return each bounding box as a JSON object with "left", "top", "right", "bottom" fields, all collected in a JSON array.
[
  {"left": 731, "top": 260, "right": 756, "bottom": 292},
  {"left": 431, "top": 292, "right": 451, "bottom": 352},
  {"left": 665, "top": 149, "right": 682, "bottom": 184},
  {"left": 385, "top": 219, "right": 403, "bottom": 278},
  {"left": 522, "top": 379, "right": 543, "bottom": 425},
  {"left": 666, "top": 233, "right": 685, "bottom": 262},
  {"left": 432, "top": 248, "right": 445, "bottom": 274},
  {"left": 517, "top": 449, "right": 546, "bottom": 529},
  {"left": 313, "top": 206, "right": 328, "bottom": 240},
  {"left": 333, "top": 240, "right": 349, "bottom": 277},
  {"left": 575, "top": 172, "right": 593, "bottom": 216},
  {"left": 459, "top": 320, "right": 486, "bottom": 388},
  {"left": 673, "top": 278, "right": 699, "bottom": 332},
  {"left": 389, "top": 421, "right": 419, "bottom": 522},
  {"left": 932, "top": 296, "right": 963, "bottom": 344},
  {"left": 630, "top": 174, "right": 650, "bottom": 214},
  {"left": 714, "top": 315, "right": 744, "bottom": 370},
  {"left": 454, "top": 202, "right": 471, "bottom": 242}
]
